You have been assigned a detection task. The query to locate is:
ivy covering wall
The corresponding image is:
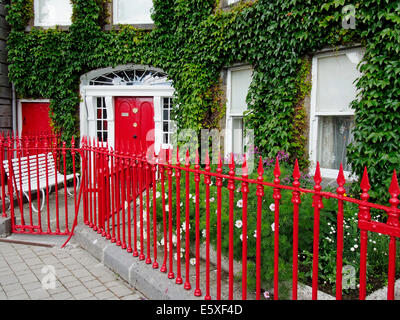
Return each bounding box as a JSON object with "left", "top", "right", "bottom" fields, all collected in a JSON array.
[{"left": 5, "top": 0, "right": 400, "bottom": 200}]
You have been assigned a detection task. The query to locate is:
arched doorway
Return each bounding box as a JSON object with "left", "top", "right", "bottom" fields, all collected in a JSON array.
[{"left": 79, "top": 64, "right": 175, "bottom": 154}]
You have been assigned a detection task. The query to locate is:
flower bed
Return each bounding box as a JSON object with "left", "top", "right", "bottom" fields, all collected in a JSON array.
[{"left": 149, "top": 153, "right": 400, "bottom": 299}]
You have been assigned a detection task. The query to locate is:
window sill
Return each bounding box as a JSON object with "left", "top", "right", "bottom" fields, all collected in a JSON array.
[
  {"left": 104, "top": 24, "right": 154, "bottom": 31},
  {"left": 26, "top": 25, "right": 71, "bottom": 32}
]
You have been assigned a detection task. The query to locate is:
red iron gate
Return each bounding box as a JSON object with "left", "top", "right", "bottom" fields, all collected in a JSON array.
[{"left": 0, "top": 133, "right": 81, "bottom": 235}]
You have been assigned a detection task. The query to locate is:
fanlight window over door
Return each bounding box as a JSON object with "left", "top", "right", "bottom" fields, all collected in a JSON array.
[{"left": 89, "top": 68, "right": 171, "bottom": 86}]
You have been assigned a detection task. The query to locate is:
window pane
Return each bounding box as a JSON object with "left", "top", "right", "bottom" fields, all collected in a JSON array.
[
  {"left": 37, "top": 0, "right": 72, "bottom": 25},
  {"left": 232, "top": 117, "right": 244, "bottom": 155},
  {"left": 163, "top": 110, "right": 169, "bottom": 121},
  {"left": 316, "top": 116, "right": 354, "bottom": 171},
  {"left": 316, "top": 50, "right": 363, "bottom": 112},
  {"left": 115, "top": 0, "right": 153, "bottom": 24},
  {"left": 231, "top": 68, "right": 252, "bottom": 114}
]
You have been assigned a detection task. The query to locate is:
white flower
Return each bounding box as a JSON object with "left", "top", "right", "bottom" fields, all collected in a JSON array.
[
  {"left": 182, "top": 223, "right": 191, "bottom": 232},
  {"left": 174, "top": 252, "right": 183, "bottom": 260},
  {"left": 271, "top": 222, "right": 275, "bottom": 232},
  {"left": 269, "top": 203, "right": 275, "bottom": 212},
  {"left": 202, "top": 229, "right": 206, "bottom": 238},
  {"left": 210, "top": 197, "right": 215, "bottom": 202},
  {"left": 172, "top": 234, "right": 177, "bottom": 245},
  {"left": 239, "top": 234, "right": 248, "bottom": 241},
  {"left": 354, "top": 244, "right": 358, "bottom": 249},
  {"left": 190, "top": 258, "right": 196, "bottom": 265},
  {"left": 350, "top": 247, "right": 355, "bottom": 252},
  {"left": 165, "top": 205, "right": 169, "bottom": 212},
  {"left": 235, "top": 220, "right": 243, "bottom": 228},
  {"left": 236, "top": 199, "right": 243, "bottom": 208},
  {"left": 263, "top": 291, "right": 270, "bottom": 299},
  {"left": 189, "top": 194, "right": 193, "bottom": 199},
  {"left": 253, "top": 230, "right": 257, "bottom": 238},
  {"left": 156, "top": 191, "right": 161, "bottom": 198}
]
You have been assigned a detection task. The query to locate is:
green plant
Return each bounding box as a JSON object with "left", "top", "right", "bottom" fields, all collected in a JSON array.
[{"left": 6, "top": 0, "right": 400, "bottom": 201}]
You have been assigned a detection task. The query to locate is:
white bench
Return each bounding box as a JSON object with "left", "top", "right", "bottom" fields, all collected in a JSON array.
[{"left": 2, "top": 152, "right": 79, "bottom": 212}]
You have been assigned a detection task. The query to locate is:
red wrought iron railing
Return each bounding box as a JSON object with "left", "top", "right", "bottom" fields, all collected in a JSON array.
[
  {"left": 79, "top": 136, "right": 399, "bottom": 301},
  {"left": 0, "top": 133, "right": 80, "bottom": 235},
  {"left": 1, "top": 133, "right": 399, "bottom": 300}
]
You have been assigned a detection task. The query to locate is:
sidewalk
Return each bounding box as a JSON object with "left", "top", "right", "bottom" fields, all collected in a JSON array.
[{"left": 0, "top": 237, "right": 147, "bottom": 300}]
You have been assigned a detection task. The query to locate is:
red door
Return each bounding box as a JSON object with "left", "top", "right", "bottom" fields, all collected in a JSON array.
[
  {"left": 21, "top": 102, "right": 53, "bottom": 136},
  {"left": 115, "top": 97, "right": 155, "bottom": 155}
]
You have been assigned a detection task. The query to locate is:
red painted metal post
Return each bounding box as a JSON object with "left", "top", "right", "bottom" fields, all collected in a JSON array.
[
  {"left": 110, "top": 147, "right": 117, "bottom": 243},
  {"left": 131, "top": 150, "right": 138, "bottom": 256},
  {"left": 6, "top": 137, "right": 15, "bottom": 231},
  {"left": 204, "top": 151, "right": 211, "bottom": 300},
  {"left": 44, "top": 140, "right": 51, "bottom": 234},
  {"left": 336, "top": 164, "right": 346, "bottom": 300},
  {"left": 215, "top": 153, "right": 223, "bottom": 299},
  {"left": 17, "top": 137, "right": 25, "bottom": 228},
  {"left": 145, "top": 152, "right": 152, "bottom": 264},
  {"left": 35, "top": 137, "right": 42, "bottom": 233},
  {"left": 152, "top": 151, "right": 158, "bottom": 269},
  {"left": 273, "top": 158, "right": 281, "bottom": 300},
  {"left": 71, "top": 137, "right": 77, "bottom": 234},
  {"left": 311, "top": 162, "right": 323, "bottom": 300},
  {"left": 105, "top": 143, "right": 111, "bottom": 240},
  {"left": 175, "top": 147, "right": 183, "bottom": 284},
  {"left": 184, "top": 149, "right": 191, "bottom": 290},
  {"left": 115, "top": 150, "right": 122, "bottom": 246},
  {"left": 53, "top": 138, "right": 60, "bottom": 234},
  {"left": 25, "top": 136, "right": 33, "bottom": 227},
  {"left": 167, "top": 149, "right": 174, "bottom": 278},
  {"left": 81, "top": 138, "right": 88, "bottom": 227},
  {"left": 93, "top": 138, "right": 99, "bottom": 231},
  {"left": 386, "top": 170, "right": 399, "bottom": 300},
  {"left": 160, "top": 149, "right": 168, "bottom": 273},
  {"left": 255, "top": 157, "right": 264, "bottom": 300},
  {"left": 125, "top": 148, "right": 132, "bottom": 252},
  {"left": 120, "top": 148, "right": 127, "bottom": 248},
  {"left": 358, "top": 167, "right": 370, "bottom": 300},
  {"left": 88, "top": 139, "right": 94, "bottom": 229},
  {"left": 241, "top": 155, "right": 249, "bottom": 300},
  {"left": 291, "top": 159, "right": 301, "bottom": 300},
  {"left": 63, "top": 141, "right": 70, "bottom": 233},
  {"left": 138, "top": 151, "right": 145, "bottom": 259},
  {"left": 194, "top": 150, "right": 202, "bottom": 297},
  {"left": 227, "top": 153, "right": 235, "bottom": 300}
]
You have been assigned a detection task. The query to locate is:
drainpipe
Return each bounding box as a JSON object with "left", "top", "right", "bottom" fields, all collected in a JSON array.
[{"left": 11, "top": 82, "right": 16, "bottom": 135}]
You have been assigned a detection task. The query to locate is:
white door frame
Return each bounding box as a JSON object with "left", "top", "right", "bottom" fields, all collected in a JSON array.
[{"left": 79, "top": 65, "right": 175, "bottom": 153}]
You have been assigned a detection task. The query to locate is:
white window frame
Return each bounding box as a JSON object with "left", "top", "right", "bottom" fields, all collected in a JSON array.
[
  {"left": 224, "top": 64, "right": 253, "bottom": 159},
  {"left": 34, "top": 0, "right": 72, "bottom": 27},
  {"left": 309, "top": 47, "right": 364, "bottom": 180},
  {"left": 113, "top": 0, "right": 153, "bottom": 25}
]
